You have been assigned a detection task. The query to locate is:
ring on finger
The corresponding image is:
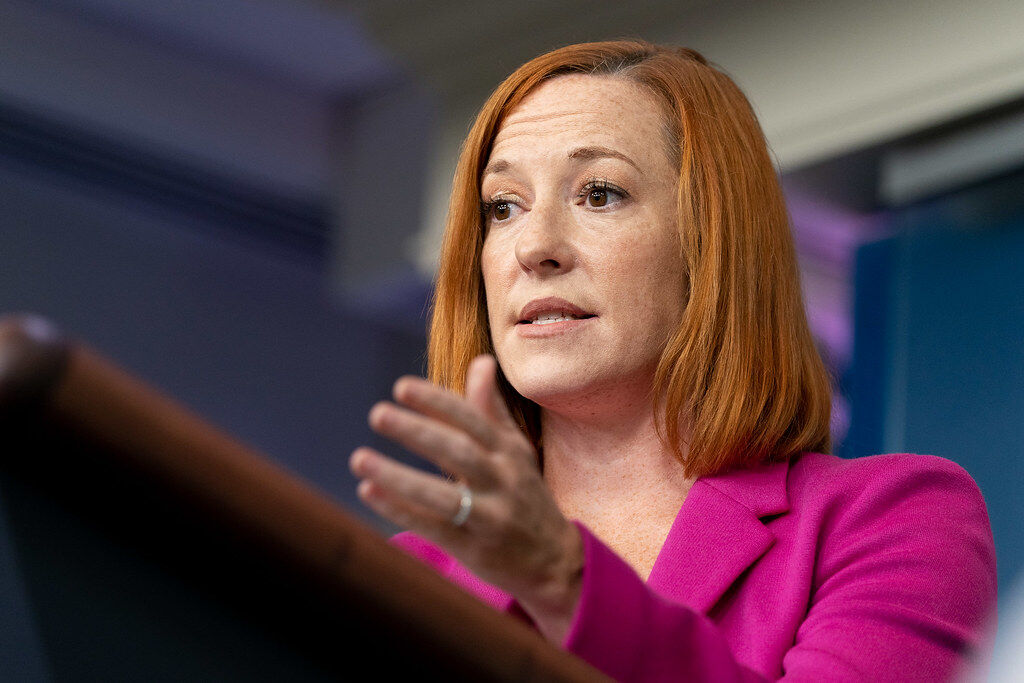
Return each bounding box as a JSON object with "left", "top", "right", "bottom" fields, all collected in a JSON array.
[{"left": 451, "top": 483, "right": 473, "bottom": 527}]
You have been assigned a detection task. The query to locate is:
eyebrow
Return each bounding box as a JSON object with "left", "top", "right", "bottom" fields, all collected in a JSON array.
[
  {"left": 481, "top": 146, "right": 643, "bottom": 180},
  {"left": 567, "top": 146, "right": 643, "bottom": 174},
  {"left": 481, "top": 158, "right": 511, "bottom": 179}
]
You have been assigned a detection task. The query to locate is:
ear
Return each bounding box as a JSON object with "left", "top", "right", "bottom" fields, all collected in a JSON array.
[{"left": 465, "top": 355, "right": 515, "bottom": 426}]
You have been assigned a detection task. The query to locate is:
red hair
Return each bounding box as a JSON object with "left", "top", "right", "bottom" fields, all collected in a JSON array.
[{"left": 428, "top": 40, "right": 831, "bottom": 478}]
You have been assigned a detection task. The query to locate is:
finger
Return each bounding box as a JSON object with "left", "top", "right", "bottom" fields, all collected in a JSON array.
[
  {"left": 368, "top": 401, "right": 497, "bottom": 488},
  {"left": 350, "top": 446, "right": 464, "bottom": 522},
  {"left": 392, "top": 376, "right": 499, "bottom": 450},
  {"left": 356, "top": 478, "right": 460, "bottom": 542},
  {"left": 465, "top": 355, "right": 516, "bottom": 427},
  {"left": 352, "top": 451, "right": 473, "bottom": 545}
]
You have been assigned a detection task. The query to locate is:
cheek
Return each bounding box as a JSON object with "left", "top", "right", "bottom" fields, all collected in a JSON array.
[
  {"left": 590, "top": 228, "right": 680, "bottom": 286},
  {"left": 588, "top": 228, "right": 685, "bottom": 324},
  {"left": 480, "top": 243, "right": 509, "bottom": 325},
  {"left": 643, "top": 239, "right": 687, "bottom": 319},
  {"left": 644, "top": 237, "right": 686, "bottom": 291}
]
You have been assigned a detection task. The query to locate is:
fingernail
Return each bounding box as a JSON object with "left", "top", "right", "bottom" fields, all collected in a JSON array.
[
  {"left": 357, "top": 479, "right": 374, "bottom": 499},
  {"left": 368, "top": 402, "right": 388, "bottom": 428},
  {"left": 349, "top": 448, "right": 367, "bottom": 474},
  {"left": 393, "top": 377, "right": 415, "bottom": 402}
]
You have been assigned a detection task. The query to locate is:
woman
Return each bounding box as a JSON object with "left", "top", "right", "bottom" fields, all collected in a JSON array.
[{"left": 348, "top": 41, "right": 996, "bottom": 680}]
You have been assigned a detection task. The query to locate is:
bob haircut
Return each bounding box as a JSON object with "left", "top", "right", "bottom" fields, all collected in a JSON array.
[{"left": 428, "top": 39, "right": 832, "bottom": 478}]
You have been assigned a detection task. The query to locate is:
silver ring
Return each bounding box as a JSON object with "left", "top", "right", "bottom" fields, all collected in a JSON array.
[{"left": 451, "top": 484, "right": 473, "bottom": 527}]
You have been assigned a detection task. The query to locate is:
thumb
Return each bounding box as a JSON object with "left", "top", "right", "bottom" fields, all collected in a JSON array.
[{"left": 465, "top": 355, "right": 515, "bottom": 427}]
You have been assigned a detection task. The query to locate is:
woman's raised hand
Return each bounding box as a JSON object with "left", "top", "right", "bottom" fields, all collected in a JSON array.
[{"left": 348, "top": 355, "right": 583, "bottom": 642}]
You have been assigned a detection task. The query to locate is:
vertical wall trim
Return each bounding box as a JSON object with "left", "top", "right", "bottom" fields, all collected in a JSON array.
[{"left": 883, "top": 232, "right": 912, "bottom": 452}]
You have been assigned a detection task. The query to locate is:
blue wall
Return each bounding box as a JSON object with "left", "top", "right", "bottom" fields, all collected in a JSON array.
[
  {"left": 0, "top": 148, "right": 427, "bottom": 524},
  {"left": 846, "top": 174, "right": 1024, "bottom": 606},
  {"left": 0, "top": 75, "right": 436, "bottom": 677}
]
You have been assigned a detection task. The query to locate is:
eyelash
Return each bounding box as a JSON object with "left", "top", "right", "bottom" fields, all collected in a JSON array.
[
  {"left": 478, "top": 198, "right": 502, "bottom": 218},
  {"left": 577, "top": 178, "right": 629, "bottom": 204},
  {"left": 479, "top": 179, "right": 630, "bottom": 222}
]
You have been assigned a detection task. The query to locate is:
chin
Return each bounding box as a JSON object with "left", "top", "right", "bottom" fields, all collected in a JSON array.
[{"left": 502, "top": 354, "right": 616, "bottom": 408}]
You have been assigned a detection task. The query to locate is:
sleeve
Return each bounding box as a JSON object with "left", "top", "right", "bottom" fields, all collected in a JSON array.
[
  {"left": 554, "top": 457, "right": 997, "bottom": 682},
  {"left": 389, "top": 530, "right": 452, "bottom": 574},
  {"left": 561, "top": 523, "right": 765, "bottom": 682},
  {"left": 784, "top": 456, "right": 997, "bottom": 681}
]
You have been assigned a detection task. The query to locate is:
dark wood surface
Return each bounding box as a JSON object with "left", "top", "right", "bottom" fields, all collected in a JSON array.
[{"left": 0, "top": 314, "right": 605, "bottom": 682}]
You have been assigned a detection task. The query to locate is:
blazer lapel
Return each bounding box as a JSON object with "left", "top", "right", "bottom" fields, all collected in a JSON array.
[
  {"left": 646, "top": 459, "right": 791, "bottom": 614},
  {"left": 437, "top": 459, "right": 791, "bottom": 618}
]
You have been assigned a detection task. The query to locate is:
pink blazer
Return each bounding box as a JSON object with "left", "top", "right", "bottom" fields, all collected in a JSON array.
[{"left": 393, "top": 452, "right": 997, "bottom": 681}]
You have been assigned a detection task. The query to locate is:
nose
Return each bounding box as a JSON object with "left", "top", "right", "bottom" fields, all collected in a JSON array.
[{"left": 514, "top": 200, "right": 575, "bottom": 276}]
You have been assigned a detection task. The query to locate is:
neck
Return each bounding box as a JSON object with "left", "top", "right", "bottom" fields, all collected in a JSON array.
[{"left": 539, "top": 386, "right": 693, "bottom": 522}]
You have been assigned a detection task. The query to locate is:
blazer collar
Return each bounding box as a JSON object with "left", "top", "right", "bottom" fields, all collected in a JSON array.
[{"left": 646, "top": 458, "right": 791, "bottom": 613}]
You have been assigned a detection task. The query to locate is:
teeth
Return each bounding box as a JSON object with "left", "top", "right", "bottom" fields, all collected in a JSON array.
[{"left": 531, "top": 311, "right": 580, "bottom": 324}]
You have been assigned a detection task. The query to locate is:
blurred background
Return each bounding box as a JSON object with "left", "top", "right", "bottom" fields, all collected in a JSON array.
[{"left": 0, "top": 0, "right": 1021, "bottom": 676}]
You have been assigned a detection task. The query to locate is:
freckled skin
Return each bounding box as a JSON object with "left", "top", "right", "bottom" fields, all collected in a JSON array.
[
  {"left": 480, "top": 74, "right": 686, "bottom": 422},
  {"left": 353, "top": 75, "right": 695, "bottom": 617}
]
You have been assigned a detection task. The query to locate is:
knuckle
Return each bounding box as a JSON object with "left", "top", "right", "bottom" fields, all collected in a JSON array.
[
  {"left": 494, "top": 434, "right": 522, "bottom": 458},
  {"left": 493, "top": 429, "right": 531, "bottom": 458},
  {"left": 451, "top": 430, "right": 476, "bottom": 455},
  {"left": 393, "top": 509, "right": 417, "bottom": 529},
  {"left": 506, "top": 474, "right": 532, "bottom": 499},
  {"left": 484, "top": 498, "right": 516, "bottom": 528},
  {"left": 466, "top": 420, "right": 492, "bottom": 447},
  {"left": 419, "top": 426, "right": 444, "bottom": 453},
  {"left": 389, "top": 472, "right": 415, "bottom": 497},
  {"left": 492, "top": 456, "right": 521, "bottom": 483},
  {"left": 431, "top": 485, "right": 456, "bottom": 512},
  {"left": 447, "top": 433, "right": 481, "bottom": 470}
]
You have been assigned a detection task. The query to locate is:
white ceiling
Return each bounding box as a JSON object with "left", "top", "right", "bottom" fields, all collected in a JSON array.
[
  {"left": 334, "top": 0, "right": 721, "bottom": 108},
  {"left": 42, "top": 0, "right": 1024, "bottom": 172}
]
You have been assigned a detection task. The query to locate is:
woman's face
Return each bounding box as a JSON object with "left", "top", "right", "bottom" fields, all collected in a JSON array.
[{"left": 480, "top": 74, "right": 687, "bottom": 411}]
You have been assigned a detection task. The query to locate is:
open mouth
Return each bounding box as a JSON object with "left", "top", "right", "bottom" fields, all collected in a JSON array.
[
  {"left": 518, "top": 311, "right": 597, "bottom": 325},
  {"left": 517, "top": 297, "right": 596, "bottom": 326}
]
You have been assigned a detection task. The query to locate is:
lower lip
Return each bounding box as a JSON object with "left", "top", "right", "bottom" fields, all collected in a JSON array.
[{"left": 515, "top": 317, "right": 596, "bottom": 338}]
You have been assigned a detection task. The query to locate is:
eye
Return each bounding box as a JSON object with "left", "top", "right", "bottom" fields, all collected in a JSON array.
[
  {"left": 480, "top": 195, "right": 521, "bottom": 224},
  {"left": 587, "top": 188, "right": 609, "bottom": 207},
  {"left": 578, "top": 180, "right": 628, "bottom": 209}
]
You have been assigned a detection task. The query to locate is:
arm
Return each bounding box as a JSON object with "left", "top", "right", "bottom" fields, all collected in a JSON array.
[
  {"left": 559, "top": 522, "right": 763, "bottom": 682},
  {"left": 355, "top": 360, "right": 995, "bottom": 681},
  {"left": 784, "top": 456, "right": 996, "bottom": 681},
  {"left": 545, "top": 458, "right": 995, "bottom": 682},
  {"left": 351, "top": 356, "right": 586, "bottom": 641}
]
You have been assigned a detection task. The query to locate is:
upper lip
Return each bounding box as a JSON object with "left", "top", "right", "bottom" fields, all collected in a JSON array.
[{"left": 517, "top": 296, "right": 596, "bottom": 323}]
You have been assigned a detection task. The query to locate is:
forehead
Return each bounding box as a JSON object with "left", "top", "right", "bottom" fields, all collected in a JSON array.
[{"left": 489, "top": 74, "right": 670, "bottom": 162}]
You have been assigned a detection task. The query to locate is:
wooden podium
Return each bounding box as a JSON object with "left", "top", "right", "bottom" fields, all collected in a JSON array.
[{"left": 0, "top": 315, "right": 604, "bottom": 681}]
